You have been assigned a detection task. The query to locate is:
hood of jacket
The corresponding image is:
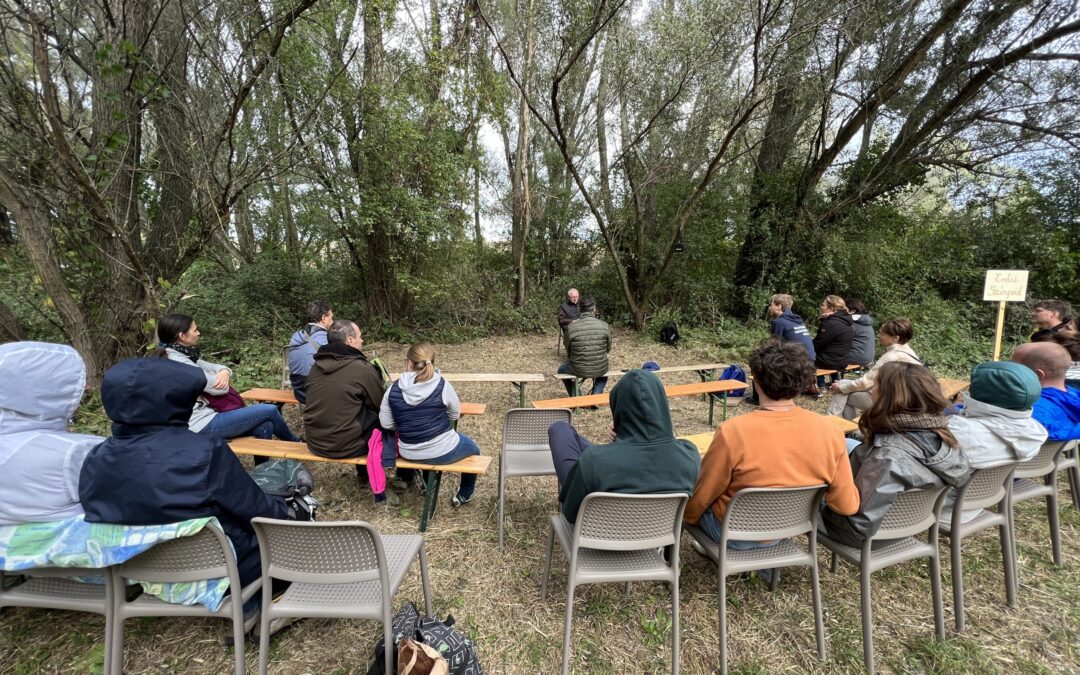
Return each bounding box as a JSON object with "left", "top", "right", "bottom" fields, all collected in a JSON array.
[
  {"left": 609, "top": 369, "right": 674, "bottom": 444},
  {"left": 0, "top": 342, "right": 87, "bottom": 435},
  {"left": 395, "top": 370, "right": 444, "bottom": 405},
  {"left": 101, "top": 358, "right": 205, "bottom": 431},
  {"left": 312, "top": 342, "right": 367, "bottom": 375},
  {"left": 851, "top": 313, "right": 873, "bottom": 326},
  {"left": 950, "top": 394, "right": 1048, "bottom": 460},
  {"left": 865, "top": 429, "right": 970, "bottom": 487},
  {"left": 825, "top": 312, "right": 854, "bottom": 328}
]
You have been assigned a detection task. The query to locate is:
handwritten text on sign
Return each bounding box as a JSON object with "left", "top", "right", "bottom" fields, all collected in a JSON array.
[{"left": 983, "top": 270, "right": 1029, "bottom": 302}]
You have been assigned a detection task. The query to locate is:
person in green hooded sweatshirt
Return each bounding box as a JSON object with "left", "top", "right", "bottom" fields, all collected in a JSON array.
[{"left": 547, "top": 369, "right": 701, "bottom": 523}]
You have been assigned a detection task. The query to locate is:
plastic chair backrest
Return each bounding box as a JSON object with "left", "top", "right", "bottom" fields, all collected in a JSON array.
[
  {"left": 502, "top": 408, "right": 572, "bottom": 452},
  {"left": 252, "top": 519, "right": 385, "bottom": 585},
  {"left": 875, "top": 487, "right": 948, "bottom": 540},
  {"left": 722, "top": 485, "right": 826, "bottom": 542},
  {"left": 956, "top": 464, "right": 1015, "bottom": 512},
  {"left": 574, "top": 492, "right": 688, "bottom": 551},
  {"left": 1015, "top": 441, "right": 1066, "bottom": 480},
  {"left": 118, "top": 524, "right": 232, "bottom": 584}
]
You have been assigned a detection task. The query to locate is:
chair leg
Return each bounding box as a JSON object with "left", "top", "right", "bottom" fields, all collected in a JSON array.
[
  {"left": 384, "top": 608, "right": 394, "bottom": 675},
  {"left": 951, "top": 536, "right": 965, "bottom": 632},
  {"left": 1069, "top": 459, "right": 1080, "bottom": 509},
  {"left": 232, "top": 603, "right": 246, "bottom": 675},
  {"left": 810, "top": 560, "right": 825, "bottom": 660},
  {"left": 671, "top": 577, "right": 680, "bottom": 675},
  {"left": 1000, "top": 521, "right": 1017, "bottom": 608},
  {"left": 718, "top": 572, "right": 728, "bottom": 675},
  {"left": 498, "top": 466, "right": 506, "bottom": 548},
  {"left": 830, "top": 551, "right": 838, "bottom": 574},
  {"left": 540, "top": 523, "right": 555, "bottom": 600},
  {"left": 1046, "top": 491, "right": 1062, "bottom": 566},
  {"left": 929, "top": 552, "right": 945, "bottom": 642},
  {"left": 768, "top": 568, "right": 780, "bottom": 592},
  {"left": 623, "top": 581, "right": 631, "bottom": 596},
  {"left": 109, "top": 616, "right": 124, "bottom": 675},
  {"left": 419, "top": 542, "right": 433, "bottom": 616},
  {"left": 259, "top": 579, "right": 274, "bottom": 675},
  {"left": 562, "top": 583, "right": 575, "bottom": 675},
  {"left": 860, "top": 565, "right": 875, "bottom": 675}
]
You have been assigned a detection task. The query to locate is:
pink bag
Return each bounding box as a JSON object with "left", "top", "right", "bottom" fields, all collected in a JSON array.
[
  {"left": 205, "top": 386, "right": 246, "bottom": 412},
  {"left": 367, "top": 428, "right": 398, "bottom": 495}
]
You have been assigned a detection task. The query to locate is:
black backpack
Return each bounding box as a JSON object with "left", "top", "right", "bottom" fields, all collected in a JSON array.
[
  {"left": 367, "top": 602, "right": 484, "bottom": 675},
  {"left": 659, "top": 322, "right": 680, "bottom": 346}
]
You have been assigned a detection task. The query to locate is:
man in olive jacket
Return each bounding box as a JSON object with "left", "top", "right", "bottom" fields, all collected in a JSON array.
[
  {"left": 558, "top": 297, "right": 612, "bottom": 396},
  {"left": 303, "top": 320, "right": 386, "bottom": 459}
]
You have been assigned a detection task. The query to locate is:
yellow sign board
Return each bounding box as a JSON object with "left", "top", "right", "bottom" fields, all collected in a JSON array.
[{"left": 983, "top": 270, "right": 1029, "bottom": 302}]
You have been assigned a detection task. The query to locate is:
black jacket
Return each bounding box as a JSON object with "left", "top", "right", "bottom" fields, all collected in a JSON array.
[
  {"left": 79, "top": 358, "right": 289, "bottom": 586},
  {"left": 813, "top": 312, "right": 855, "bottom": 370}
]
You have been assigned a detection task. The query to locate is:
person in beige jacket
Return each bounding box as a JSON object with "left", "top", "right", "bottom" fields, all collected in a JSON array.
[{"left": 827, "top": 318, "right": 922, "bottom": 420}]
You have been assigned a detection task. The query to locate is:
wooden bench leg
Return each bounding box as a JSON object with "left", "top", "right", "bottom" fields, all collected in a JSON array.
[
  {"left": 514, "top": 382, "right": 526, "bottom": 408},
  {"left": 419, "top": 471, "right": 443, "bottom": 533}
]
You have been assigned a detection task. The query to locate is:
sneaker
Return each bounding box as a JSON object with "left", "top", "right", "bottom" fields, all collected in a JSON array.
[
  {"left": 451, "top": 492, "right": 472, "bottom": 507},
  {"left": 391, "top": 475, "right": 411, "bottom": 491},
  {"left": 385, "top": 489, "right": 401, "bottom": 507},
  {"left": 690, "top": 538, "right": 714, "bottom": 561}
]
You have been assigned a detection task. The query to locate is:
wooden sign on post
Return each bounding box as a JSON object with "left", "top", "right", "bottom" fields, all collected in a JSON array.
[{"left": 983, "top": 270, "right": 1029, "bottom": 361}]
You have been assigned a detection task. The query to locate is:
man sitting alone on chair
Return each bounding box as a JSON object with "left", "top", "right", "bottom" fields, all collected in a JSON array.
[
  {"left": 686, "top": 338, "right": 859, "bottom": 547},
  {"left": 547, "top": 369, "right": 700, "bottom": 523}
]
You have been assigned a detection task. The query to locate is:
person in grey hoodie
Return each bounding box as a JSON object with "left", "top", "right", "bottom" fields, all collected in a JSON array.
[
  {"left": 844, "top": 297, "right": 876, "bottom": 367},
  {"left": 0, "top": 342, "right": 103, "bottom": 525},
  {"left": 379, "top": 342, "right": 480, "bottom": 507},
  {"left": 943, "top": 361, "right": 1047, "bottom": 526},
  {"left": 820, "top": 362, "right": 971, "bottom": 548}
]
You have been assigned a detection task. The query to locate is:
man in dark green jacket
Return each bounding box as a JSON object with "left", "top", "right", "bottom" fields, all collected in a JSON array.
[
  {"left": 558, "top": 297, "right": 612, "bottom": 396},
  {"left": 547, "top": 369, "right": 701, "bottom": 523}
]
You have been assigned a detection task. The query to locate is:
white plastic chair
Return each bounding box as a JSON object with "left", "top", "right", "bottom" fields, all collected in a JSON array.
[{"left": 498, "top": 408, "right": 572, "bottom": 547}]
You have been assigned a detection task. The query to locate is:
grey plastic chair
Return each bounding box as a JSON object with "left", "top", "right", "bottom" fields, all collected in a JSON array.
[
  {"left": 1, "top": 566, "right": 117, "bottom": 674},
  {"left": 540, "top": 492, "right": 688, "bottom": 675},
  {"left": 940, "top": 463, "right": 1017, "bottom": 633},
  {"left": 819, "top": 486, "right": 948, "bottom": 675},
  {"left": 684, "top": 485, "right": 827, "bottom": 675},
  {"left": 109, "top": 523, "right": 256, "bottom": 675},
  {"left": 1056, "top": 441, "right": 1080, "bottom": 509},
  {"left": 1011, "top": 441, "right": 1073, "bottom": 567},
  {"left": 498, "top": 408, "right": 572, "bottom": 547},
  {"left": 251, "top": 519, "right": 432, "bottom": 675}
]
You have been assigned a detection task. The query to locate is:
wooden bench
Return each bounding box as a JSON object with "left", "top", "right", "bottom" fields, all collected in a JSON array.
[
  {"left": 240, "top": 389, "right": 486, "bottom": 427},
  {"left": 554, "top": 362, "right": 730, "bottom": 396},
  {"left": 534, "top": 379, "right": 748, "bottom": 425},
  {"left": 679, "top": 414, "right": 858, "bottom": 454},
  {"left": 938, "top": 378, "right": 969, "bottom": 402},
  {"left": 229, "top": 437, "right": 491, "bottom": 532}
]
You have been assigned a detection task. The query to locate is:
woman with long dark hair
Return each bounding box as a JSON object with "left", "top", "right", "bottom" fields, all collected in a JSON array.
[
  {"left": 819, "top": 361, "right": 970, "bottom": 547},
  {"left": 154, "top": 314, "right": 301, "bottom": 443}
]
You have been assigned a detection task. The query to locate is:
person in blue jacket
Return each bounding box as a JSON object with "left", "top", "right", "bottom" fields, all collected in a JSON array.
[
  {"left": 79, "top": 357, "right": 294, "bottom": 586},
  {"left": 768, "top": 293, "right": 816, "bottom": 361},
  {"left": 1013, "top": 342, "right": 1080, "bottom": 442},
  {"left": 286, "top": 300, "right": 334, "bottom": 404}
]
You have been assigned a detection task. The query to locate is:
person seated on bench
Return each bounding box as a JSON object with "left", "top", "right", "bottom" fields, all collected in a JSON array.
[
  {"left": 558, "top": 296, "right": 612, "bottom": 397},
  {"left": 286, "top": 299, "right": 334, "bottom": 404},
  {"left": 379, "top": 343, "right": 480, "bottom": 507},
  {"left": 1013, "top": 342, "right": 1080, "bottom": 442},
  {"left": 768, "top": 293, "right": 816, "bottom": 361},
  {"left": 78, "top": 358, "right": 300, "bottom": 588},
  {"left": 1033, "top": 317, "right": 1080, "bottom": 388},
  {"left": 943, "top": 361, "right": 1045, "bottom": 526},
  {"left": 557, "top": 288, "right": 581, "bottom": 341},
  {"left": 819, "top": 362, "right": 970, "bottom": 548},
  {"left": 547, "top": 369, "right": 700, "bottom": 524},
  {"left": 304, "top": 319, "right": 398, "bottom": 503},
  {"left": 0, "top": 342, "right": 102, "bottom": 525},
  {"left": 812, "top": 296, "right": 854, "bottom": 392},
  {"left": 828, "top": 318, "right": 921, "bottom": 420},
  {"left": 844, "top": 297, "right": 876, "bottom": 368},
  {"left": 686, "top": 339, "right": 859, "bottom": 551},
  {"left": 154, "top": 314, "right": 300, "bottom": 447}
]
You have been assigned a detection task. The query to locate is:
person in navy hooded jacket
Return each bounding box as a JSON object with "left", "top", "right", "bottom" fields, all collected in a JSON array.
[
  {"left": 79, "top": 357, "right": 291, "bottom": 586},
  {"left": 768, "top": 293, "right": 816, "bottom": 361}
]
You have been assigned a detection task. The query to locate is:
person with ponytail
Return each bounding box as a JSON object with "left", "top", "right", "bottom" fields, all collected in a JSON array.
[
  {"left": 378, "top": 342, "right": 481, "bottom": 507},
  {"left": 819, "top": 361, "right": 970, "bottom": 547},
  {"left": 154, "top": 314, "right": 301, "bottom": 445}
]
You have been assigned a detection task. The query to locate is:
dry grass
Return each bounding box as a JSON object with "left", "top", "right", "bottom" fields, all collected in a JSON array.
[{"left": 3, "top": 329, "right": 1079, "bottom": 674}]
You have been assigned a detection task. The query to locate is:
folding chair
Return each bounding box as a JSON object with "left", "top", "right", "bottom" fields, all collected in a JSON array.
[
  {"left": 498, "top": 408, "right": 572, "bottom": 547},
  {"left": 1011, "top": 440, "right": 1074, "bottom": 567},
  {"left": 251, "top": 519, "right": 432, "bottom": 675},
  {"left": 684, "top": 485, "right": 827, "bottom": 675},
  {"left": 940, "top": 463, "right": 1017, "bottom": 632},
  {"left": 819, "top": 487, "right": 948, "bottom": 675},
  {"left": 109, "top": 523, "right": 256, "bottom": 675},
  {"left": 1, "top": 566, "right": 117, "bottom": 674},
  {"left": 540, "top": 492, "right": 688, "bottom": 675}
]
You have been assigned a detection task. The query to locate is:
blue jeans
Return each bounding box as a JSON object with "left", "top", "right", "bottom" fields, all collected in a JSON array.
[
  {"left": 557, "top": 362, "right": 607, "bottom": 397},
  {"left": 200, "top": 404, "right": 300, "bottom": 442},
  {"left": 397, "top": 434, "right": 481, "bottom": 499},
  {"left": 548, "top": 421, "right": 592, "bottom": 489},
  {"left": 698, "top": 509, "right": 782, "bottom": 550}
]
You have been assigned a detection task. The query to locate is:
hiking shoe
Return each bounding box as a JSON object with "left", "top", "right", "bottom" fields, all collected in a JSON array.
[
  {"left": 385, "top": 489, "right": 401, "bottom": 507},
  {"left": 391, "top": 475, "right": 411, "bottom": 491},
  {"left": 452, "top": 492, "right": 472, "bottom": 507},
  {"left": 690, "top": 538, "right": 713, "bottom": 561}
]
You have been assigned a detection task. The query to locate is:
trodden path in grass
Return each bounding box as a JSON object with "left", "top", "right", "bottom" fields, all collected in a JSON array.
[{"left": 2, "top": 329, "right": 1078, "bottom": 673}]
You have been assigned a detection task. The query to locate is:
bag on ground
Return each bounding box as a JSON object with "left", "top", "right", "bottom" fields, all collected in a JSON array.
[
  {"left": 367, "top": 602, "right": 484, "bottom": 675},
  {"left": 717, "top": 364, "right": 747, "bottom": 398},
  {"left": 250, "top": 458, "right": 315, "bottom": 497},
  {"left": 659, "top": 322, "right": 680, "bottom": 347}
]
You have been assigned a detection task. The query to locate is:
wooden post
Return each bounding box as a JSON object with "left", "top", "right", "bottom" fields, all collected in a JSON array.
[{"left": 992, "top": 300, "right": 1007, "bottom": 361}]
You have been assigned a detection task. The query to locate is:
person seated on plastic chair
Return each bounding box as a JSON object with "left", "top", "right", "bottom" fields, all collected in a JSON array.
[{"left": 547, "top": 369, "right": 700, "bottom": 524}]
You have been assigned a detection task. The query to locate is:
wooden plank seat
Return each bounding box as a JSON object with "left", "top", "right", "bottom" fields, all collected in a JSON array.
[
  {"left": 385, "top": 373, "right": 546, "bottom": 408},
  {"left": 679, "top": 414, "right": 858, "bottom": 455},
  {"left": 553, "top": 362, "right": 731, "bottom": 396},
  {"left": 229, "top": 437, "right": 491, "bottom": 533},
  {"left": 938, "top": 378, "right": 969, "bottom": 402},
  {"left": 240, "top": 389, "right": 485, "bottom": 424},
  {"left": 533, "top": 379, "right": 748, "bottom": 425}
]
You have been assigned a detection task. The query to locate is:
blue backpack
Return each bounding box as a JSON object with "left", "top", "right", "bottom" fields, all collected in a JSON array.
[{"left": 717, "top": 364, "right": 747, "bottom": 398}]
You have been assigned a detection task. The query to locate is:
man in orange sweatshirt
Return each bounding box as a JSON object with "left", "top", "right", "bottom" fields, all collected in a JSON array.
[{"left": 686, "top": 338, "right": 860, "bottom": 545}]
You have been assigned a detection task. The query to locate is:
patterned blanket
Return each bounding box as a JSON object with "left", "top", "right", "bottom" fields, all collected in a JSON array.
[{"left": 0, "top": 516, "right": 230, "bottom": 611}]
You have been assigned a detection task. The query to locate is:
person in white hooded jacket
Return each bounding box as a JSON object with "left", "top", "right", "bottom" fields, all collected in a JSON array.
[
  {"left": 0, "top": 342, "right": 103, "bottom": 525},
  {"left": 379, "top": 342, "right": 481, "bottom": 507},
  {"left": 828, "top": 318, "right": 921, "bottom": 420},
  {"left": 943, "top": 360, "right": 1047, "bottom": 526}
]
